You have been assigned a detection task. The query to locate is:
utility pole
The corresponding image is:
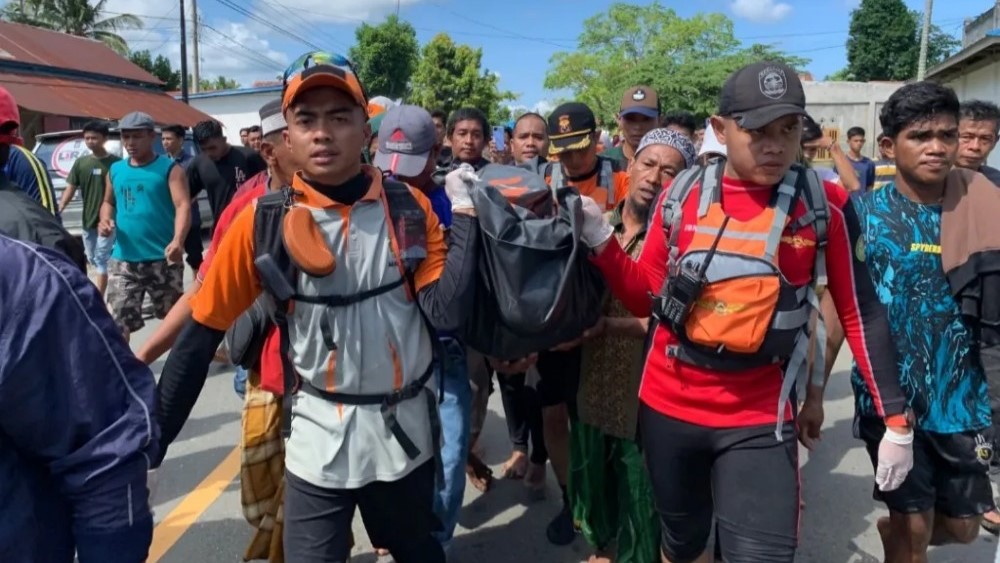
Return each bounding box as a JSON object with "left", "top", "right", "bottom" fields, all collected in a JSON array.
[
  {"left": 191, "top": 0, "right": 201, "bottom": 94},
  {"left": 917, "top": 0, "right": 933, "bottom": 80},
  {"left": 179, "top": 0, "right": 189, "bottom": 103}
]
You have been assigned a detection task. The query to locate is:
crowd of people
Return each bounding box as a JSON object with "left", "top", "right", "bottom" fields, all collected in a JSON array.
[{"left": 0, "top": 50, "right": 998, "bottom": 563}]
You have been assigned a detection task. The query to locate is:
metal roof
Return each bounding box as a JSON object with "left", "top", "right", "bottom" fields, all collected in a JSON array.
[
  {"left": 176, "top": 85, "right": 283, "bottom": 100},
  {"left": 925, "top": 33, "right": 1000, "bottom": 84},
  {"left": 0, "top": 20, "right": 161, "bottom": 85},
  {"left": 1, "top": 72, "right": 212, "bottom": 127}
]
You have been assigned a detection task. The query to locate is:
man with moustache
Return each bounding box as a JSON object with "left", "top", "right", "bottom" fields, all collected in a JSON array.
[{"left": 570, "top": 128, "right": 696, "bottom": 563}]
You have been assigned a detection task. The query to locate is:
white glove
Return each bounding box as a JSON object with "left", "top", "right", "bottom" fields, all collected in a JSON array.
[
  {"left": 580, "top": 195, "right": 615, "bottom": 248},
  {"left": 444, "top": 163, "right": 479, "bottom": 211},
  {"left": 875, "top": 427, "right": 914, "bottom": 491}
]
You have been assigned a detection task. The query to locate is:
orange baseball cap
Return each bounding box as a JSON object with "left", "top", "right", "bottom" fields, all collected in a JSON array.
[{"left": 281, "top": 51, "right": 367, "bottom": 113}]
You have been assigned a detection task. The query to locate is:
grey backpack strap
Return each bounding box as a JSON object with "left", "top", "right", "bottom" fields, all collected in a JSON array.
[
  {"left": 599, "top": 158, "right": 614, "bottom": 206},
  {"left": 660, "top": 163, "right": 705, "bottom": 272}
]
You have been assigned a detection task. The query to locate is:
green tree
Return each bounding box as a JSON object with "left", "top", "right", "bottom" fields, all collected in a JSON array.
[
  {"left": 544, "top": 3, "right": 809, "bottom": 125},
  {"left": 188, "top": 75, "right": 240, "bottom": 92},
  {"left": 843, "top": 0, "right": 959, "bottom": 81},
  {"left": 3, "top": 0, "right": 143, "bottom": 55},
  {"left": 410, "top": 33, "right": 516, "bottom": 123},
  {"left": 348, "top": 14, "right": 419, "bottom": 99},
  {"left": 129, "top": 49, "right": 181, "bottom": 90}
]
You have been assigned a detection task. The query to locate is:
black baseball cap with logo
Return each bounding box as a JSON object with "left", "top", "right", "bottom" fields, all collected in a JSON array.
[
  {"left": 547, "top": 102, "right": 597, "bottom": 155},
  {"left": 620, "top": 86, "right": 660, "bottom": 118},
  {"left": 718, "top": 61, "right": 806, "bottom": 130}
]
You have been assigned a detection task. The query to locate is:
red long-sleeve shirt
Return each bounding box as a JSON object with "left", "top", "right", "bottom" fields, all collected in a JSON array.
[{"left": 591, "top": 176, "right": 905, "bottom": 427}]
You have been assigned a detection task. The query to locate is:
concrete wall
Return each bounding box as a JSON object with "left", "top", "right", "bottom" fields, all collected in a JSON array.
[
  {"left": 946, "top": 61, "right": 1000, "bottom": 169},
  {"left": 803, "top": 81, "right": 903, "bottom": 159},
  {"left": 186, "top": 90, "right": 280, "bottom": 141}
]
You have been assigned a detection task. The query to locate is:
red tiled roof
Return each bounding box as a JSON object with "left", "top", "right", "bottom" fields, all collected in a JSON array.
[
  {"left": 0, "top": 20, "right": 161, "bottom": 84},
  {"left": 0, "top": 72, "right": 211, "bottom": 127}
]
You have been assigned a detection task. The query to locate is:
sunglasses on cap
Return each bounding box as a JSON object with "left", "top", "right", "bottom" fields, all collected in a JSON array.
[{"left": 282, "top": 51, "right": 368, "bottom": 101}]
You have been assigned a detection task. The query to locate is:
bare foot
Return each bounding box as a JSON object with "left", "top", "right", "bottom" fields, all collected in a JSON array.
[
  {"left": 466, "top": 452, "right": 493, "bottom": 492},
  {"left": 982, "top": 509, "right": 1000, "bottom": 535},
  {"left": 524, "top": 462, "right": 546, "bottom": 498},
  {"left": 501, "top": 450, "right": 528, "bottom": 479}
]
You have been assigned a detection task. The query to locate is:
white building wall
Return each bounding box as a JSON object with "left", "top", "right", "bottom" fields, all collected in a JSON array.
[
  {"left": 803, "top": 81, "right": 903, "bottom": 159},
  {"left": 184, "top": 90, "right": 281, "bottom": 142},
  {"left": 946, "top": 62, "right": 1000, "bottom": 169}
]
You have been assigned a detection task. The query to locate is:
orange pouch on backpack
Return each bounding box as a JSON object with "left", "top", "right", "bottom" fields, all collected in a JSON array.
[{"left": 685, "top": 274, "right": 779, "bottom": 354}]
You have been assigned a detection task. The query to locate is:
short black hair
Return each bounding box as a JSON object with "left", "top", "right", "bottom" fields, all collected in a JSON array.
[
  {"left": 247, "top": 125, "right": 262, "bottom": 134},
  {"left": 430, "top": 109, "right": 448, "bottom": 122},
  {"left": 239, "top": 127, "right": 249, "bottom": 134},
  {"left": 447, "top": 107, "right": 488, "bottom": 138},
  {"left": 879, "top": 82, "right": 959, "bottom": 139},
  {"left": 662, "top": 110, "right": 697, "bottom": 134},
  {"left": 193, "top": 120, "right": 224, "bottom": 143},
  {"left": 846, "top": 126, "right": 865, "bottom": 140},
  {"left": 82, "top": 120, "right": 110, "bottom": 136},
  {"left": 161, "top": 124, "right": 186, "bottom": 138},
  {"left": 514, "top": 112, "right": 546, "bottom": 130},
  {"left": 801, "top": 115, "right": 823, "bottom": 143},
  {"left": 959, "top": 100, "right": 1000, "bottom": 133}
]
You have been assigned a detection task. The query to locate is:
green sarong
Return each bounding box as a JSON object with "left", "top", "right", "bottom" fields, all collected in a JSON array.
[{"left": 569, "top": 420, "right": 659, "bottom": 562}]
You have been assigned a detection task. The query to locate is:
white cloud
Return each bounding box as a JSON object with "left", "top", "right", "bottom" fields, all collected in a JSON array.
[
  {"left": 730, "top": 0, "right": 792, "bottom": 24},
  {"left": 533, "top": 99, "right": 556, "bottom": 115}
]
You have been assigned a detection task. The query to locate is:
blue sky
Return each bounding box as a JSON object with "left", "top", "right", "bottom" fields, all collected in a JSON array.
[{"left": 100, "top": 0, "right": 988, "bottom": 111}]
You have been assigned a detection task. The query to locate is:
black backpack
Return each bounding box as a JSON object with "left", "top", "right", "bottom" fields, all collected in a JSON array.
[{"left": 461, "top": 164, "right": 607, "bottom": 360}]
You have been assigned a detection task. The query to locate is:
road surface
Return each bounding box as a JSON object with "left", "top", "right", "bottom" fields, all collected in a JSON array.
[{"left": 130, "top": 279, "right": 999, "bottom": 562}]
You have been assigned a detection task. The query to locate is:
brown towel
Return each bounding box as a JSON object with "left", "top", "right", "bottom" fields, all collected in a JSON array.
[{"left": 940, "top": 168, "right": 1000, "bottom": 273}]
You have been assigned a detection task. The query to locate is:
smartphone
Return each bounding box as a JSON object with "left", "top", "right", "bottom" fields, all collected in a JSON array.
[{"left": 492, "top": 125, "right": 506, "bottom": 152}]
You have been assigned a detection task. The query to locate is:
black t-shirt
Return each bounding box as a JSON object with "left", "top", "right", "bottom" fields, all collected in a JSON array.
[
  {"left": 304, "top": 173, "right": 369, "bottom": 206},
  {"left": 188, "top": 146, "right": 266, "bottom": 221}
]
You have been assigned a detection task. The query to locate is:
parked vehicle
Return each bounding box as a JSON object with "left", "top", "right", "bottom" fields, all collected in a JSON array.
[{"left": 32, "top": 130, "right": 213, "bottom": 237}]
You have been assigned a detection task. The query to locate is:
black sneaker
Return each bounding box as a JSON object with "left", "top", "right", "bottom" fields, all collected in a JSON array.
[{"left": 545, "top": 504, "right": 576, "bottom": 546}]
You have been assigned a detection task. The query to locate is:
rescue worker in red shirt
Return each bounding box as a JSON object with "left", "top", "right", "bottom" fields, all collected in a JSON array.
[{"left": 574, "top": 62, "right": 913, "bottom": 563}]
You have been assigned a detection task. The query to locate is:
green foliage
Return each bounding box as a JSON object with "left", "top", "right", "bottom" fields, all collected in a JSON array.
[
  {"left": 544, "top": 2, "right": 809, "bottom": 125},
  {"left": 3, "top": 0, "right": 143, "bottom": 55},
  {"left": 348, "top": 14, "right": 419, "bottom": 99},
  {"left": 844, "top": 0, "right": 960, "bottom": 81},
  {"left": 129, "top": 49, "right": 181, "bottom": 91},
  {"left": 409, "top": 33, "right": 516, "bottom": 124}
]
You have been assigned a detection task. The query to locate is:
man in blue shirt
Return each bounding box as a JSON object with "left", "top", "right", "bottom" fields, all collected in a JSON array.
[
  {"left": 0, "top": 87, "right": 58, "bottom": 217},
  {"left": 806, "top": 82, "right": 992, "bottom": 563},
  {"left": 100, "top": 111, "right": 191, "bottom": 342},
  {"left": 846, "top": 126, "right": 877, "bottom": 192},
  {"left": 374, "top": 104, "right": 470, "bottom": 557},
  {"left": 0, "top": 233, "right": 158, "bottom": 563}
]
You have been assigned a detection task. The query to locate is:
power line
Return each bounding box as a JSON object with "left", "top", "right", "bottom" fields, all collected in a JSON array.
[
  {"left": 200, "top": 23, "right": 285, "bottom": 71},
  {"left": 211, "top": 0, "right": 323, "bottom": 51},
  {"left": 257, "top": 0, "right": 351, "bottom": 51}
]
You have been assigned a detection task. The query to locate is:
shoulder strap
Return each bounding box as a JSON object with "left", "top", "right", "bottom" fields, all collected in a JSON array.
[
  {"left": 598, "top": 158, "right": 615, "bottom": 206},
  {"left": 251, "top": 188, "right": 299, "bottom": 439},
  {"left": 548, "top": 163, "right": 563, "bottom": 199},
  {"left": 792, "top": 165, "right": 830, "bottom": 288}
]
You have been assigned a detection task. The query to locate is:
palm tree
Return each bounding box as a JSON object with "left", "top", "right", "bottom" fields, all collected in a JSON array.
[{"left": 2, "top": 0, "right": 143, "bottom": 56}]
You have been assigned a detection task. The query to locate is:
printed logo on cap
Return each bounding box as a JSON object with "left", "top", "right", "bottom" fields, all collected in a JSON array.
[
  {"left": 558, "top": 115, "right": 571, "bottom": 134},
  {"left": 758, "top": 67, "right": 787, "bottom": 100},
  {"left": 385, "top": 128, "right": 413, "bottom": 151},
  {"left": 632, "top": 89, "right": 646, "bottom": 101}
]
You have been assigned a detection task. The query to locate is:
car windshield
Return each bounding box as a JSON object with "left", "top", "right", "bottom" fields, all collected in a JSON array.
[{"left": 33, "top": 133, "right": 197, "bottom": 179}]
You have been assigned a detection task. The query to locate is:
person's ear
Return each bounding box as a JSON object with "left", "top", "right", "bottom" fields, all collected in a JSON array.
[
  {"left": 709, "top": 115, "right": 727, "bottom": 146},
  {"left": 880, "top": 135, "right": 896, "bottom": 161},
  {"left": 283, "top": 129, "right": 292, "bottom": 152}
]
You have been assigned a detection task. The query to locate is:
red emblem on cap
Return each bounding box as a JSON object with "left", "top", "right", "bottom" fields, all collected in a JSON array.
[{"left": 390, "top": 129, "right": 407, "bottom": 142}]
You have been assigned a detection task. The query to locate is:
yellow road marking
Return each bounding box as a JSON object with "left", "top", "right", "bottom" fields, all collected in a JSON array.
[{"left": 148, "top": 445, "right": 242, "bottom": 562}]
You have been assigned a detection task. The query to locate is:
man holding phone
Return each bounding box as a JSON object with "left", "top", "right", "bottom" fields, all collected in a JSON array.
[{"left": 489, "top": 124, "right": 513, "bottom": 164}]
